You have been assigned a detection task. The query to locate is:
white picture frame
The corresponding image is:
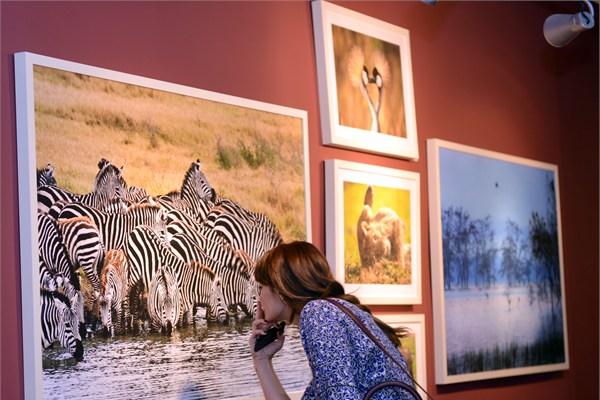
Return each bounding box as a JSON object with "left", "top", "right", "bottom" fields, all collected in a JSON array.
[
  {"left": 376, "top": 313, "right": 427, "bottom": 399},
  {"left": 15, "top": 51, "right": 312, "bottom": 400},
  {"left": 427, "top": 139, "right": 569, "bottom": 384},
  {"left": 312, "top": 0, "right": 418, "bottom": 160},
  {"left": 325, "top": 159, "right": 421, "bottom": 305}
]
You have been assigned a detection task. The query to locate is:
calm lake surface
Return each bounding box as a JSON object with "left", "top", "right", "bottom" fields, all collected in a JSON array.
[
  {"left": 445, "top": 286, "right": 561, "bottom": 356},
  {"left": 43, "top": 321, "right": 311, "bottom": 399}
]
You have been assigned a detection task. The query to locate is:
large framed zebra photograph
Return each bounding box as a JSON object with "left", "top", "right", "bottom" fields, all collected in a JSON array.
[
  {"left": 15, "top": 52, "right": 312, "bottom": 400},
  {"left": 427, "top": 139, "right": 569, "bottom": 384},
  {"left": 312, "top": 0, "right": 419, "bottom": 160}
]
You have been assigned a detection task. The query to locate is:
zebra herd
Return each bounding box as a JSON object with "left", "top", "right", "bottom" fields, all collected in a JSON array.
[{"left": 37, "top": 159, "right": 282, "bottom": 361}]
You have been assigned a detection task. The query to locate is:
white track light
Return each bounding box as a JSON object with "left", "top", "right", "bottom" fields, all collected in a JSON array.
[{"left": 544, "top": 0, "right": 595, "bottom": 47}]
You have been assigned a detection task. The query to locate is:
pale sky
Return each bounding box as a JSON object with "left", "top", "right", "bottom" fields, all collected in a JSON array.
[{"left": 440, "top": 148, "right": 556, "bottom": 244}]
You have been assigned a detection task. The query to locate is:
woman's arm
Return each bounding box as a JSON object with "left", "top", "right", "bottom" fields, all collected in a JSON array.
[
  {"left": 249, "top": 302, "right": 290, "bottom": 400},
  {"left": 252, "top": 354, "right": 290, "bottom": 400},
  {"left": 300, "top": 300, "right": 362, "bottom": 399}
]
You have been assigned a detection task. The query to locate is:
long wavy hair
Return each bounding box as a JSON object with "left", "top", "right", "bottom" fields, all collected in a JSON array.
[{"left": 254, "top": 241, "right": 407, "bottom": 347}]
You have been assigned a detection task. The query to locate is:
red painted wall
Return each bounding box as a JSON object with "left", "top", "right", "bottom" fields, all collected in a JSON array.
[{"left": 1, "top": 1, "right": 597, "bottom": 399}]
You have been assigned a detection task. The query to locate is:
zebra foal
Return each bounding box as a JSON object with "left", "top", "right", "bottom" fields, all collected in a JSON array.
[{"left": 98, "top": 250, "right": 129, "bottom": 337}]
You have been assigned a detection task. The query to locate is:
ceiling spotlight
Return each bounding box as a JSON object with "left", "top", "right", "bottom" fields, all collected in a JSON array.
[{"left": 543, "top": 0, "right": 595, "bottom": 47}]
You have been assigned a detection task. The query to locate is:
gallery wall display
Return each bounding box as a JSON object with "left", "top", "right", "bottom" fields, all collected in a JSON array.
[
  {"left": 376, "top": 313, "right": 428, "bottom": 399},
  {"left": 325, "top": 159, "right": 421, "bottom": 305},
  {"left": 312, "top": 0, "right": 419, "bottom": 160},
  {"left": 15, "top": 52, "right": 312, "bottom": 400},
  {"left": 427, "top": 139, "right": 569, "bottom": 384}
]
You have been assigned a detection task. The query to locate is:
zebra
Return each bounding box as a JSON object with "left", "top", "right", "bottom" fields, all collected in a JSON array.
[
  {"left": 39, "top": 260, "right": 64, "bottom": 292},
  {"left": 157, "top": 160, "right": 216, "bottom": 222},
  {"left": 98, "top": 249, "right": 128, "bottom": 337},
  {"left": 97, "top": 157, "right": 148, "bottom": 204},
  {"left": 37, "top": 163, "right": 57, "bottom": 188},
  {"left": 37, "top": 159, "right": 125, "bottom": 214},
  {"left": 164, "top": 206, "right": 258, "bottom": 318},
  {"left": 38, "top": 213, "right": 101, "bottom": 336},
  {"left": 56, "top": 216, "right": 103, "bottom": 295},
  {"left": 58, "top": 202, "right": 167, "bottom": 252},
  {"left": 205, "top": 210, "right": 283, "bottom": 262},
  {"left": 147, "top": 266, "right": 181, "bottom": 335},
  {"left": 40, "top": 290, "right": 84, "bottom": 361},
  {"left": 168, "top": 230, "right": 257, "bottom": 318},
  {"left": 37, "top": 213, "right": 79, "bottom": 291},
  {"left": 125, "top": 226, "right": 227, "bottom": 324},
  {"left": 178, "top": 262, "right": 227, "bottom": 324}
]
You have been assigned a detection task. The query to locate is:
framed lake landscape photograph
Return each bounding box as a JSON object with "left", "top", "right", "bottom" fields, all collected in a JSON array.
[
  {"left": 427, "top": 139, "right": 569, "bottom": 384},
  {"left": 376, "top": 313, "right": 427, "bottom": 399},
  {"left": 312, "top": 0, "right": 418, "bottom": 160},
  {"left": 15, "top": 52, "right": 312, "bottom": 400},
  {"left": 325, "top": 159, "right": 421, "bottom": 304}
]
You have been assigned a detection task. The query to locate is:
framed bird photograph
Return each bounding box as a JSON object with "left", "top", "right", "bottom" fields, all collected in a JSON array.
[
  {"left": 325, "top": 159, "right": 421, "bottom": 304},
  {"left": 427, "top": 139, "right": 569, "bottom": 384},
  {"left": 312, "top": 0, "right": 418, "bottom": 160},
  {"left": 14, "top": 52, "right": 312, "bottom": 400}
]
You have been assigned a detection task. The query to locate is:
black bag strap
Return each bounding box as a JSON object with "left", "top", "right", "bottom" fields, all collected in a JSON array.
[{"left": 323, "top": 298, "right": 431, "bottom": 400}]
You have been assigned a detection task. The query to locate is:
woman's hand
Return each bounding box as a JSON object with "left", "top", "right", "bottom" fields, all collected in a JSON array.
[{"left": 249, "top": 301, "right": 285, "bottom": 361}]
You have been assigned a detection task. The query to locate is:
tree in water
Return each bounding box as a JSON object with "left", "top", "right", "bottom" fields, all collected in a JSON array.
[
  {"left": 472, "top": 216, "right": 496, "bottom": 289},
  {"left": 500, "top": 220, "right": 528, "bottom": 288},
  {"left": 442, "top": 206, "right": 475, "bottom": 290},
  {"left": 528, "top": 177, "right": 561, "bottom": 320}
]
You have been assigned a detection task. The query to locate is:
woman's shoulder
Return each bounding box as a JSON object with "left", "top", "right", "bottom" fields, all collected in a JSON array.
[{"left": 299, "top": 298, "right": 361, "bottom": 326}]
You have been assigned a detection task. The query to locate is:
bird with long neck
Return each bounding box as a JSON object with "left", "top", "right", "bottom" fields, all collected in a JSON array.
[{"left": 346, "top": 47, "right": 390, "bottom": 133}]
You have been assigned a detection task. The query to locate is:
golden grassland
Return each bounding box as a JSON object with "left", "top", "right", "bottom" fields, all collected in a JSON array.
[
  {"left": 333, "top": 25, "right": 406, "bottom": 137},
  {"left": 34, "top": 65, "right": 307, "bottom": 241},
  {"left": 343, "top": 182, "right": 411, "bottom": 284}
]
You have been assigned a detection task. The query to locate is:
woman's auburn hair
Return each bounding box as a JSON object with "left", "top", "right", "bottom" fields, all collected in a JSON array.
[{"left": 255, "top": 241, "right": 407, "bottom": 347}]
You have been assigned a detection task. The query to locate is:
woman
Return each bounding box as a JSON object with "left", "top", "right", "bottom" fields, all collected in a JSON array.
[{"left": 249, "top": 241, "right": 416, "bottom": 400}]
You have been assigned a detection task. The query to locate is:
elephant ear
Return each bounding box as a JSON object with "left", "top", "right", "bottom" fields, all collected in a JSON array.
[{"left": 364, "top": 186, "right": 373, "bottom": 207}]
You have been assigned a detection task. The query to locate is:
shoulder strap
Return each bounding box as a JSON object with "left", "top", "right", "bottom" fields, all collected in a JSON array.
[{"left": 323, "top": 298, "right": 428, "bottom": 400}]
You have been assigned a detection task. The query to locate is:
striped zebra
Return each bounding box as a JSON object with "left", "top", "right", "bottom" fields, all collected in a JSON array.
[
  {"left": 37, "top": 213, "right": 79, "bottom": 291},
  {"left": 169, "top": 230, "right": 257, "bottom": 318},
  {"left": 96, "top": 158, "right": 148, "bottom": 205},
  {"left": 147, "top": 267, "right": 181, "bottom": 335},
  {"left": 157, "top": 160, "right": 215, "bottom": 222},
  {"left": 40, "top": 290, "right": 84, "bottom": 361},
  {"left": 125, "top": 226, "right": 227, "bottom": 324},
  {"left": 37, "top": 163, "right": 57, "bottom": 188},
  {"left": 206, "top": 210, "right": 283, "bottom": 262},
  {"left": 39, "top": 260, "right": 64, "bottom": 292},
  {"left": 98, "top": 250, "right": 128, "bottom": 337},
  {"left": 57, "top": 202, "right": 167, "bottom": 252},
  {"left": 57, "top": 216, "right": 103, "bottom": 294},
  {"left": 37, "top": 160, "right": 125, "bottom": 214}
]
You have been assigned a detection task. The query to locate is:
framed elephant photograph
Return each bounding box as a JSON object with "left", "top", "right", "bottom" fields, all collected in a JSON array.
[
  {"left": 312, "top": 0, "right": 418, "bottom": 160},
  {"left": 427, "top": 139, "right": 569, "bottom": 384},
  {"left": 15, "top": 52, "right": 312, "bottom": 400},
  {"left": 325, "top": 159, "right": 421, "bottom": 304}
]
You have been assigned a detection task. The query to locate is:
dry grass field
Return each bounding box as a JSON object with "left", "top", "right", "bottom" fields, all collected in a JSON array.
[{"left": 34, "top": 65, "right": 307, "bottom": 241}]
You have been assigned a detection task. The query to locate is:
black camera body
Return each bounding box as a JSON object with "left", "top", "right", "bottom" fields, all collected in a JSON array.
[{"left": 254, "top": 321, "right": 286, "bottom": 352}]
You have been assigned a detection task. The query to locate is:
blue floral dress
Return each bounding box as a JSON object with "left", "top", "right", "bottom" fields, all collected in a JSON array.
[{"left": 299, "top": 298, "right": 415, "bottom": 400}]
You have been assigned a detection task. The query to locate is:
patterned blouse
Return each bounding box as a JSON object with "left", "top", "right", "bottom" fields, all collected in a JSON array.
[{"left": 299, "top": 298, "right": 415, "bottom": 400}]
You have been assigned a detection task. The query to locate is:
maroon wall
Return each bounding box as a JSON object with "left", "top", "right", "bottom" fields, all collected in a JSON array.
[{"left": 1, "top": 1, "right": 597, "bottom": 399}]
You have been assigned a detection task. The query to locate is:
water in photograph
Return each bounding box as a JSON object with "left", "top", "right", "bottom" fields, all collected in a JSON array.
[{"left": 42, "top": 321, "right": 311, "bottom": 399}]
